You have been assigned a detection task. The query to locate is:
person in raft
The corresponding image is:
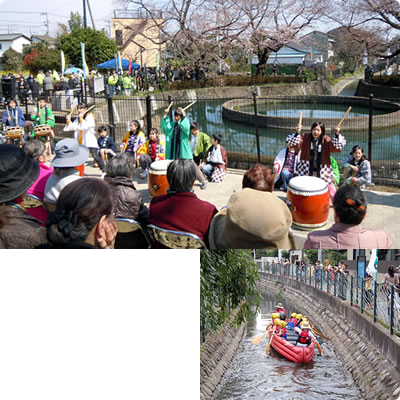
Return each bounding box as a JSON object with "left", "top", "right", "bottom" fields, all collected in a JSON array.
[
  {"left": 275, "top": 303, "right": 286, "bottom": 317},
  {"left": 161, "top": 107, "right": 191, "bottom": 160},
  {"left": 278, "top": 320, "right": 288, "bottom": 339},
  {"left": 287, "top": 313, "right": 299, "bottom": 330},
  {"left": 286, "top": 122, "right": 346, "bottom": 201},
  {"left": 273, "top": 130, "right": 300, "bottom": 192},
  {"left": 294, "top": 321, "right": 316, "bottom": 346}
]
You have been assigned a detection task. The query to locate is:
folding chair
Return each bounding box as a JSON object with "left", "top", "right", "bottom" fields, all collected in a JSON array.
[
  {"left": 147, "top": 224, "right": 206, "bottom": 249},
  {"left": 115, "top": 218, "right": 152, "bottom": 249}
]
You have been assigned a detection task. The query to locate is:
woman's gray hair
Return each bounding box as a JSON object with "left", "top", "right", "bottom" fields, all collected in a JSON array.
[
  {"left": 167, "top": 159, "right": 196, "bottom": 193},
  {"left": 105, "top": 152, "right": 135, "bottom": 179},
  {"left": 23, "top": 140, "right": 46, "bottom": 163}
]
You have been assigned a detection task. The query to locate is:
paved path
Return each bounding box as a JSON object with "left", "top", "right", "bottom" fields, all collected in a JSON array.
[{"left": 82, "top": 161, "right": 400, "bottom": 249}]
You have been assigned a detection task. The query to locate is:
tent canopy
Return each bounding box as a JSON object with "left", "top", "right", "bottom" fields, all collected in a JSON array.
[{"left": 96, "top": 58, "right": 140, "bottom": 70}]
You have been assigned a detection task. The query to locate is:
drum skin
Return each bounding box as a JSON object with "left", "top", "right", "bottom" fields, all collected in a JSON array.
[
  {"left": 286, "top": 176, "right": 329, "bottom": 230},
  {"left": 148, "top": 160, "right": 171, "bottom": 197}
]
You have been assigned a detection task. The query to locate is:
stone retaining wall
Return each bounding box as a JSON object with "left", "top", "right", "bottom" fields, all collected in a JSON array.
[
  {"left": 200, "top": 307, "right": 245, "bottom": 400},
  {"left": 258, "top": 275, "right": 400, "bottom": 400},
  {"left": 356, "top": 80, "right": 400, "bottom": 100}
]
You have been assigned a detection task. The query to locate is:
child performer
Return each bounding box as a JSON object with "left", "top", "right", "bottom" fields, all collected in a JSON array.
[
  {"left": 65, "top": 103, "right": 105, "bottom": 172},
  {"left": 120, "top": 120, "right": 146, "bottom": 162},
  {"left": 97, "top": 125, "right": 117, "bottom": 164},
  {"left": 137, "top": 128, "right": 166, "bottom": 179},
  {"left": 286, "top": 123, "right": 346, "bottom": 201},
  {"left": 190, "top": 122, "right": 211, "bottom": 189},
  {"left": 201, "top": 133, "right": 228, "bottom": 183},
  {"left": 342, "top": 145, "right": 372, "bottom": 189},
  {"left": 31, "top": 97, "right": 55, "bottom": 156}
]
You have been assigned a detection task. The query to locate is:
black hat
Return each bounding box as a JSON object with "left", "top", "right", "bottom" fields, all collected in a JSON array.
[{"left": 0, "top": 144, "right": 39, "bottom": 203}]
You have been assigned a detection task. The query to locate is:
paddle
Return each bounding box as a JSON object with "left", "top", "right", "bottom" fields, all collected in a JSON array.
[
  {"left": 314, "top": 338, "right": 322, "bottom": 356},
  {"left": 265, "top": 326, "right": 276, "bottom": 355},
  {"left": 252, "top": 331, "right": 268, "bottom": 345}
]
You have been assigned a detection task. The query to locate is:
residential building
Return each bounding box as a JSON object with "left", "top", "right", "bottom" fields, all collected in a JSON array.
[
  {"left": 300, "top": 31, "right": 335, "bottom": 63},
  {"left": 0, "top": 34, "right": 31, "bottom": 57}
]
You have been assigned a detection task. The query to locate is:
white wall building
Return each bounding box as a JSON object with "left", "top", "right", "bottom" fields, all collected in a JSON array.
[{"left": 0, "top": 34, "right": 31, "bottom": 58}]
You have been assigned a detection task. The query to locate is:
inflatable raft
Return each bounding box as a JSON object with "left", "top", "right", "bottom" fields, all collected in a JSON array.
[{"left": 267, "top": 325, "right": 315, "bottom": 364}]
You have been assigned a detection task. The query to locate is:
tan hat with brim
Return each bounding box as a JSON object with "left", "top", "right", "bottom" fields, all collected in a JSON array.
[{"left": 209, "top": 188, "right": 298, "bottom": 249}]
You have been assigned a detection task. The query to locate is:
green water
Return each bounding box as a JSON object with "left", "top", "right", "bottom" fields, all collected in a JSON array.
[{"left": 180, "top": 100, "right": 400, "bottom": 162}]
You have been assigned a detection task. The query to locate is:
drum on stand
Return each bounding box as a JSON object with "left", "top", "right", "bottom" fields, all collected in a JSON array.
[
  {"left": 286, "top": 176, "right": 330, "bottom": 231},
  {"left": 5, "top": 127, "right": 24, "bottom": 148},
  {"left": 34, "top": 124, "right": 52, "bottom": 141},
  {"left": 148, "top": 160, "right": 172, "bottom": 197}
]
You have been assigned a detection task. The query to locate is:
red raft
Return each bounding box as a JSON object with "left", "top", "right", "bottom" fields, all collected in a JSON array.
[{"left": 267, "top": 325, "right": 315, "bottom": 364}]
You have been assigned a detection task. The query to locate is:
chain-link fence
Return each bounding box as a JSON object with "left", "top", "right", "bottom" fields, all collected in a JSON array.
[
  {"left": 256, "top": 260, "right": 400, "bottom": 336},
  {"left": 2, "top": 90, "right": 400, "bottom": 185}
]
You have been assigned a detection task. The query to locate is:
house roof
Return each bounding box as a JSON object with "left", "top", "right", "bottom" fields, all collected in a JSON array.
[
  {"left": 31, "top": 35, "right": 57, "bottom": 45},
  {"left": 0, "top": 33, "right": 31, "bottom": 41}
]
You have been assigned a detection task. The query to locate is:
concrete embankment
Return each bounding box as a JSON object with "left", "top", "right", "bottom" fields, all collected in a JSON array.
[
  {"left": 258, "top": 274, "right": 400, "bottom": 400},
  {"left": 200, "top": 307, "right": 245, "bottom": 400}
]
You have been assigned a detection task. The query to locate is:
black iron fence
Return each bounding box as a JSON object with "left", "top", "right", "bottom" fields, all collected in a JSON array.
[
  {"left": 257, "top": 260, "right": 400, "bottom": 337},
  {"left": 2, "top": 90, "right": 400, "bottom": 186}
]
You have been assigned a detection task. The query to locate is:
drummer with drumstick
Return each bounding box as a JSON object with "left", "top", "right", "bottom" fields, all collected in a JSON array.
[
  {"left": 1, "top": 97, "right": 25, "bottom": 146},
  {"left": 31, "top": 97, "right": 55, "bottom": 155},
  {"left": 286, "top": 117, "right": 347, "bottom": 202}
]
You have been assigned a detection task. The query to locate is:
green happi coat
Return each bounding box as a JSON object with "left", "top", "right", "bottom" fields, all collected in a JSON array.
[{"left": 161, "top": 115, "right": 192, "bottom": 160}]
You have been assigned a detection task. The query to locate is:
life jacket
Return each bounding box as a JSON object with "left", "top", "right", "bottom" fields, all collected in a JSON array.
[
  {"left": 289, "top": 317, "right": 297, "bottom": 324},
  {"left": 277, "top": 307, "right": 287, "bottom": 315},
  {"left": 299, "top": 330, "right": 311, "bottom": 345}
]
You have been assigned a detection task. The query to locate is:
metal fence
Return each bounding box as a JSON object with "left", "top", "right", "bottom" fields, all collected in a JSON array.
[
  {"left": 257, "top": 260, "right": 400, "bottom": 336},
  {"left": 2, "top": 89, "right": 400, "bottom": 185}
]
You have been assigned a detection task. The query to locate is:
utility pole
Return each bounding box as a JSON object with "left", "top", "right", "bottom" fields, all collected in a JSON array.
[
  {"left": 83, "top": 0, "right": 87, "bottom": 29},
  {"left": 86, "top": 0, "right": 96, "bottom": 30}
]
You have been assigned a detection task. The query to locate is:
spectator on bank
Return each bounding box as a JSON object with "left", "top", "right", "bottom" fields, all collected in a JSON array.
[
  {"left": 0, "top": 144, "right": 48, "bottom": 248},
  {"left": 149, "top": 159, "right": 218, "bottom": 246},
  {"left": 304, "top": 184, "right": 392, "bottom": 249},
  {"left": 44, "top": 139, "right": 88, "bottom": 205},
  {"left": 39, "top": 178, "right": 117, "bottom": 249},
  {"left": 29, "top": 77, "right": 40, "bottom": 102},
  {"left": 17, "top": 76, "right": 28, "bottom": 106},
  {"left": 384, "top": 265, "right": 399, "bottom": 286},
  {"left": 208, "top": 188, "right": 297, "bottom": 249},
  {"left": 43, "top": 72, "right": 55, "bottom": 101},
  {"left": 108, "top": 71, "right": 118, "bottom": 97},
  {"left": 23, "top": 140, "right": 53, "bottom": 223},
  {"left": 104, "top": 153, "right": 149, "bottom": 224},
  {"left": 243, "top": 163, "right": 274, "bottom": 192}
]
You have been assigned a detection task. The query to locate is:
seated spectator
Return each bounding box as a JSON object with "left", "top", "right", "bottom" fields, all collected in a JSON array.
[
  {"left": 273, "top": 138, "right": 299, "bottom": 192},
  {"left": 23, "top": 140, "right": 53, "bottom": 223},
  {"left": 208, "top": 188, "right": 297, "bottom": 249},
  {"left": 104, "top": 153, "right": 149, "bottom": 223},
  {"left": 0, "top": 144, "right": 47, "bottom": 248},
  {"left": 149, "top": 159, "right": 218, "bottom": 245},
  {"left": 342, "top": 145, "right": 372, "bottom": 189},
  {"left": 201, "top": 133, "right": 228, "bottom": 183},
  {"left": 44, "top": 139, "right": 88, "bottom": 205},
  {"left": 39, "top": 178, "right": 117, "bottom": 249},
  {"left": 304, "top": 184, "right": 392, "bottom": 249},
  {"left": 243, "top": 163, "right": 274, "bottom": 192},
  {"left": 137, "top": 128, "right": 165, "bottom": 179},
  {"left": 97, "top": 125, "right": 117, "bottom": 165}
]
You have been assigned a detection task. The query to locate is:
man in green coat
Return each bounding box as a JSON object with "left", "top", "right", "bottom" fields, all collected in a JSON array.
[{"left": 161, "top": 107, "right": 192, "bottom": 160}]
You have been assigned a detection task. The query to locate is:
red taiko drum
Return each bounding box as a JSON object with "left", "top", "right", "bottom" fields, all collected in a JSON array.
[
  {"left": 286, "top": 176, "right": 330, "bottom": 230},
  {"left": 148, "top": 160, "right": 172, "bottom": 197}
]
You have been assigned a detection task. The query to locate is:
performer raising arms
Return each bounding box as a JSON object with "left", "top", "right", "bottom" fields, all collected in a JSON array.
[
  {"left": 161, "top": 106, "right": 191, "bottom": 160},
  {"left": 286, "top": 122, "right": 346, "bottom": 200},
  {"left": 64, "top": 103, "right": 105, "bottom": 172}
]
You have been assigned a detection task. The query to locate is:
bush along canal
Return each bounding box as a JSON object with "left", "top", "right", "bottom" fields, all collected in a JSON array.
[{"left": 208, "top": 291, "right": 362, "bottom": 400}]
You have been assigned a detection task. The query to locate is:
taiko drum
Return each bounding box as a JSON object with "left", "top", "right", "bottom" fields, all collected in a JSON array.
[
  {"left": 148, "top": 160, "right": 172, "bottom": 197},
  {"left": 286, "top": 176, "right": 330, "bottom": 230}
]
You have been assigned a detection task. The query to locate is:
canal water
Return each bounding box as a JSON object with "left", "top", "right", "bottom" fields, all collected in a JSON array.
[
  {"left": 211, "top": 293, "right": 362, "bottom": 400},
  {"left": 179, "top": 99, "right": 400, "bottom": 162}
]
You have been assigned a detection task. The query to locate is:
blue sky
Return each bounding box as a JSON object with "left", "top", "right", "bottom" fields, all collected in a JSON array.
[{"left": 0, "top": 0, "right": 115, "bottom": 37}]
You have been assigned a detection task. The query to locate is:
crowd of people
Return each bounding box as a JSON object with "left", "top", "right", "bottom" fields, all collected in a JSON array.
[{"left": 0, "top": 86, "right": 393, "bottom": 249}]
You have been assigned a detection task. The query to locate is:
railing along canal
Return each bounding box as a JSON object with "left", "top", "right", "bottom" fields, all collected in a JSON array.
[{"left": 257, "top": 261, "right": 400, "bottom": 337}]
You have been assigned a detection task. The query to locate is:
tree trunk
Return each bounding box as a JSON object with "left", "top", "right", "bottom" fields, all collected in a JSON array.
[{"left": 256, "top": 49, "right": 270, "bottom": 76}]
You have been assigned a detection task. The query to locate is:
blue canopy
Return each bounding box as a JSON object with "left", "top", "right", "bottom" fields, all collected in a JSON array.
[{"left": 96, "top": 58, "right": 140, "bottom": 70}]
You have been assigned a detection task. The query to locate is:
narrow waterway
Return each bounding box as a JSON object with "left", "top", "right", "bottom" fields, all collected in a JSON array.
[
  {"left": 211, "top": 293, "right": 362, "bottom": 400},
  {"left": 338, "top": 80, "right": 360, "bottom": 97}
]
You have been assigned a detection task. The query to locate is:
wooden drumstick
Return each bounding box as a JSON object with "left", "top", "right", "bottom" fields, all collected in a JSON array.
[
  {"left": 68, "top": 104, "right": 78, "bottom": 120},
  {"left": 183, "top": 100, "right": 196, "bottom": 111},
  {"left": 299, "top": 111, "right": 303, "bottom": 127},
  {"left": 82, "top": 104, "right": 96, "bottom": 119},
  {"left": 338, "top": 106, "right": 352, "bottom": 127},
  {"left": 166, "top": 101, "right": 174, "bottom": 112}
]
